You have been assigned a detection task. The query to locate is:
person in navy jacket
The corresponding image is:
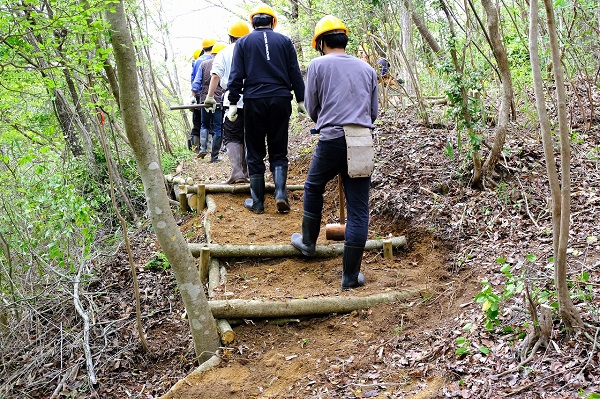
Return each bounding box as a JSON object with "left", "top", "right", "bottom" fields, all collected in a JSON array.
[{"left": 227, "top": 3, "right": 306, "bottom": 214}]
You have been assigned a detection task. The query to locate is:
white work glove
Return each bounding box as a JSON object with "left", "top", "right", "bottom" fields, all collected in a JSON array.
[
  {"left": 204, "top": 96, "right": 216, "bottom": 113},
  {"left": 297, "top": 101, "right": 307, "bottom": 117},
  {"left": 189, "top": 95, "right": 197, "bottom": 105},
  {"left": 227, "top": 105, "right": 238, "bottom": 122}
]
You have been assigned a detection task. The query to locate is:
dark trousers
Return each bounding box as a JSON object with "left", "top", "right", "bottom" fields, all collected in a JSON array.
[
  {"left": 223, "top": 107, "right": 244, "bottom": 146},
  {"left": 244, "top": 97, "right": 291, "bottom": 176},
  {"left": 201, "top": 108, "right": 222, "bottom": 138},
  {"left": 190, "top": 95, "right": 202, "bottom": 138},
  {"left": 303, "top": 136, "right": 371, "bottom": 244}
]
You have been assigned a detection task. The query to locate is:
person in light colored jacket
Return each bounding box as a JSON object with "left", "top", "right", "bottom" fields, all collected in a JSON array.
[{"left": 205, "top": 21, "right": 252, "bottom": 183}]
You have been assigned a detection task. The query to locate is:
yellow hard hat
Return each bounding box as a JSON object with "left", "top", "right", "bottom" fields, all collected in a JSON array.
[
  {"left": 228, "top": 20, "right": 251, "bottom": 38},
  {"left": 212, "top": 42, "right": 227, "bottom": 54},
  {"left": 193, "top": 49, "right": 202, "bottom": 59},
  {"left": 312, "top": 15, "right": 348, "bottom": 50},
  {"left": 201, "top": 38, "right": 216, "bottom": 49},
  {"left": 249, "top": 3, "right": 277, "bottom": 28}
]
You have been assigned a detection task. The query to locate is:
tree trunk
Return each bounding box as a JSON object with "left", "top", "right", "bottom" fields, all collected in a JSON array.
[
  {"left": 400, "top": 0, "right": 415, "bottom": 95},
  {"left": 542, "top": 0, "right": 584, "bottom": 332},
  {"left": 529, "top": 0, "right": 583, "bottom": 333},
  {"left": 481, "top": 0, "right": 513, "bottom": 178},
  {"left": 53, "top": 88, "right": 84, "bottom": 157},
  {"left": 439, "top": 0, "right": 482, "bottom": 189},
  {"left": 105, "top": 1, "right": 220, "bottom": 363},
  {"left": 289, "top": 0, "right": 303, "bottom": 65},
  {"left": 402, "top": 0, "right": 441, "bottom": 55}
]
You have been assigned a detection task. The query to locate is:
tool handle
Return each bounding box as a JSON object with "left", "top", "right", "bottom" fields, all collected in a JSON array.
[
  {"left": 169, "top": 103, "right": 222, "bottom": 110},
  {"left": 338, "top": 175, "right": 345, "bottom": 223}
]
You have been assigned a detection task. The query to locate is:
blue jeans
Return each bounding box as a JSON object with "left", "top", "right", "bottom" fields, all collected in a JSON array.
[
  {"left": 200, "top": 108, "right": 222, "bottom": 150},
  {"left": 303, "top": 136, "right": 370, "bottom": 244}
]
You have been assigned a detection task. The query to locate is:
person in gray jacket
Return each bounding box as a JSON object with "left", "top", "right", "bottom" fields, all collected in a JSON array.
[{"left": 291, "top": 15, "right": 378, "bottom": 289}]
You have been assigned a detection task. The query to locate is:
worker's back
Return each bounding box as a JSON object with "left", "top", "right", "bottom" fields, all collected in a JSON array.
[{"left": 229, "top": 28, "right": 304, "bottom": 101}]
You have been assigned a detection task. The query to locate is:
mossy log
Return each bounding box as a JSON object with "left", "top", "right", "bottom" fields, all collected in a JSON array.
[
  {"left": 189, "top": 236, "right": 406, "bottom": 258},
  {"left": 208, "top": 289, "right": 421, "bottom": 319}
]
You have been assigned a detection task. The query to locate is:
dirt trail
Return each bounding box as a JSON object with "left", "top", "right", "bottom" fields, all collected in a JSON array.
[{"left": 160, "top": 132, "right": 469, "bottom": 399}]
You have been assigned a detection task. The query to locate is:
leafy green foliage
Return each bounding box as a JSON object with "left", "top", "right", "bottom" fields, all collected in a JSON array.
[
  {"left": 455, "top": 336, "right": 471, "bottom": 355},
  {"left": 145, "top": 252, "right": 170, "bottom": 272},
  {"left": 161, "top": 146, "right": 194, "bottom": 174},
  {"left": 474, "top": 256, "right": 547, "bottom": 332},
  {"left": 0, "top": 140, "right": 99, "bottom": 280},
  {"left": 579, "top": 390, "right": 600, "bottom": 399}
]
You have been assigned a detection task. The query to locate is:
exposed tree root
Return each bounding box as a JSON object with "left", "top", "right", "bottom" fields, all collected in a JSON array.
[
  {"left": 157, "top": 354, "right": 221, "bottom": 399},
  {"left": 492, "top": 286, "right": 552, "bottom": 379}
]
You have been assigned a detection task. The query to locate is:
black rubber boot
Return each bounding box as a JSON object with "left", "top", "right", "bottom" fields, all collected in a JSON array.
[
  {"left": 242, "top": 149, "right": 249, "bottom": 180},
  {"left": 273, "top": 165, "right": 290, "bottom": 213},
  {"left": 341, "top": 242, "right": 366, "bottom": 289},
  {"left": 199, "top": 128, "right": 208, "bottom": 158},
  {"left": 210, "top": 135, "right": 223, "bottom": 163},
  {"left": 190, "top": 135, "right": 200, "bottom": 152},
  {"left": 291, "top": 211, "right": 321, "bottom": 256},
  {"left": 244, "top": 175, "right": 265, "bottom": 214}
]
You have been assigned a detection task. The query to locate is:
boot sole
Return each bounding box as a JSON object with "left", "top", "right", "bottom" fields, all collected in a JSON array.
[
  {"left": 244, "top": 199, "right": 264, "bottom": 214},
  {"left": 291, "top": 234, "right": 316, "bottom": 256},
  {"left": 222, "top": 177, "right": 250, "bottom": 184},
  {"left": 276, "top": 199, "right": 290, "bottom": 213}
]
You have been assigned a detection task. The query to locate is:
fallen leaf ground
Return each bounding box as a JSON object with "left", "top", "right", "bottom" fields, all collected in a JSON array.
[
  {"left": 102, "top": 103, "right": 600, "bottom": 398},
  {"left": 155, "top": 101, "right": 600, "bottom": 398}
]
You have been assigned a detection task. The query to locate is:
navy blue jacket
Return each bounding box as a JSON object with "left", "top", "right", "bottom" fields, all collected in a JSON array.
[{"left": 228, "top": 28, "right": 305, "bottom": 104}]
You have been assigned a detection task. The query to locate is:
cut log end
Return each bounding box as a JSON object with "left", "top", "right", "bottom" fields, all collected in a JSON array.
[
  {"left": 325, "top": 223, "right": 345, "bottom": 241},
  {"left": 216, "top": 319, "right": 235, "bottom": 345}
]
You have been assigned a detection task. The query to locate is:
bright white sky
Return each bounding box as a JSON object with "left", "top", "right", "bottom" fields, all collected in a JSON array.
[{"left": 159, "top": 0, "right": 247, "bottom": 101}]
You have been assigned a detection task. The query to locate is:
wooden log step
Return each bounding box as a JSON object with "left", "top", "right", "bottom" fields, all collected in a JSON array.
[
  {"left": 188, "top": 236, "right": 406, "bottom": 258},
  {"left": 208, "top": 289, "right": 422, "bottom": 319}
]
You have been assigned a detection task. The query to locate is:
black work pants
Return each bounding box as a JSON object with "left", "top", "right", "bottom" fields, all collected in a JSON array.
[
  {"left": 223, "top": 107, "right": 244, "bottom": 146},
  {"left": 303, "top": 136, "right": 371, "bottom": 244},
  {"left": 243, "top": 97, "right": 291, "bottom": 176},
  {"left": 190, "top": 94, "right": 202, "bottom": 137}
]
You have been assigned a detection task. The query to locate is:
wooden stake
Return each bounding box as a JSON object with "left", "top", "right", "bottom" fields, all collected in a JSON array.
[
  {"left": 178, "top": 185, "right": 187, "bottom": 213},
  {"left": 208, "top": 258, "right": 220, "bottom": 299},
  {"left": 383, "top": 239, "right": 393, "bottom": 260},
  {"left": 196, "top": 184, "right": 206, "bottom": 211},
  {"left": 199, "top": 246, "right": 210, "bottom": 284}
]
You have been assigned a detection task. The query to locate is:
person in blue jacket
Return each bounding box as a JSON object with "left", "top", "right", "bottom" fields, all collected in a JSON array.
[
  {"left": 190, "top": 38, "right": 215, "bottom": 156},
  {"left": 227, "top": 3, "right": 306, "bottom": 214}
]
